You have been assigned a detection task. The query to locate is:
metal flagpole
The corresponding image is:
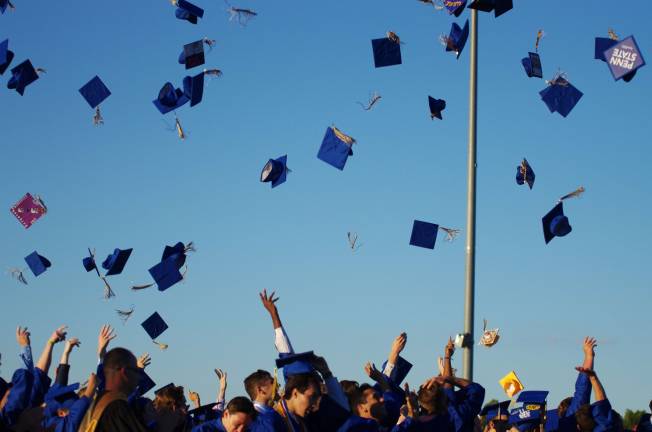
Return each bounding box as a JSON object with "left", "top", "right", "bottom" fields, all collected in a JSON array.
[{"left": 463, "top": 8, "right": 478, "bottom": 381}]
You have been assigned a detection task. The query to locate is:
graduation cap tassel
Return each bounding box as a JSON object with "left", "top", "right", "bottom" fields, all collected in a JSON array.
[
  {"left": 102, "top": 277, "right": 116, "bottom": 300},
  {"left": 131, "top": 283, "right": 154, "bottom": 291},
  {"left": 153, "top": 340, "right": 169, "bottom": 350},
  {"left": 33, "top": 195, "right": 48, "bottom": 214},
  {"left": 271, "top": 367, "right": 279, "bottom": 402},
  {"left": 417, "top": 0, "right": 439, "bottom": 9},
  {"left": 203, "top": 69, "right": 223, "bottom": 78},
  {"left": 184, "top": 242, "right": 196, "bottom": 253},
  {"left": 116, "top": 307, "right": 135, "bottom": 324},
  {"left": 559, "top": 186, "right": 585, "bottom": 202},
  {"left": 175, "top": 116, "right": 186, "bottom": 140},
  {"left": 331, "top": 126, "right": 356, "bottom": 146},
  {"left": 357, "top": 92, "right": 382, "bottom": 111},
  {"left": 608, "top": 28, "right": 619, "bottom": 41},
  {"left": 8, "top": 268, "right": 28, "bottom": 285},
  {"left": 226, "top": 1, "right": 257, "bottom": 26},
  {"left": 386, "top": 31, "right": 404, "bottom": 45},
  {"left": 7, "top": 0, "right": 15, "bottom": 11},
  {"left": 535, "top": 29, "right": 544, "bottom": 53},
  {"left": 35, "top": 68, "right": 46, "bottom": 75},
  {"left": 203, "top": 37, "right": 217, "bottom": 50},
  {"left": 439, "top": 227, "right": 460, "bottom": 242},
  {"left": 93, "top": 106, "right": 104, "bottom": 126}
]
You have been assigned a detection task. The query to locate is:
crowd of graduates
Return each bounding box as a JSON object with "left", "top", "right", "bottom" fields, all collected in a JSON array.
[{"left": 1, "top": 291, "right": 650, "bottom": 432}]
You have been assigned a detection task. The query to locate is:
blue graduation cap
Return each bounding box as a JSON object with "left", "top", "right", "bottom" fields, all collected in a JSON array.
[
  {"left": 141, "top": 312, "right": 169, "bottom": 340},
  {"left": 522, "top": 52, "right": 543, "bottom": 78},
  {"left": 380, "top": 355, "right": 412, "bottom": 386},
  {"left": 135, "top": 370, "right": 156, "bottom": 398},
  {"left": 539, "top": 77, "right": 583, "bottom": 118},
  {"left": 153, "top": 82, "right": 189, "bottom": 114},
  {"left": 516, "top": 158, "right": 535, "bottom": 189},
  {"left": 602, "top": 36, "right": 646, "bottom": 81},
  {"left": 542, "top": 202, "right": 571, "bottom": 244},
  {"left": 481, "top": 400, "right": 511, "bottom": 421},
  {"left": 508, "top": 392, "right": 548, "bottom": 428},
  {"left": 260, "top": 155, "right": 289, "bottom": 188},
  {"left": 183, "top": 73, "right": 204, "bottom": 107},
  {"left": 148, "top": 259, "right": 184, "bottom": 292},
  {"left": 317, "top": 126, "right": 354, "bottom": 171},
  {"left": 180, "top": 40, "right": 205, "bottom": 69},
  {"left": 0, "top": 39, "right": 15, "bottom": 75},
  {"left": 175, "top": 0, "right": 204, "bottom": 24},
  {"left": 101, "top": 248, "right": 133, "bottom": 276},
  {"left": 544, "top": 409, "right": 559, "bottom": 432},
  {"left": 79, "top": 76, "right": 111, "bottom": 109},
  {"left": 371, "top": 37, "right": 402, "bottom": 68},
  {"left": 594, "top": 37, "right": 618, "bottom": 61},
  {"left": 7, "top": 59, "right": 39, "bottom": 96},
  {"left": 0, "top": 0, "right": 13, "bottom": 14},
  {"left": 161, "top": 242, "right": 187, "bottom": 261},
  {"left": 188, "top": 403, "right": 220, "bottom": 424},
  {"left": 45, "top": 383, "right": 79, "bottom": 404},
  {"left": 445, "top": 20, "right": 469, "bottom": 59},
  {"left": 409, "top": 220, "right": 439, "bottom": 249},
  {"left": 467, "top": 0, "right": 513, "bottom": 17},
  {"left": 24, "top": 251, "right": 51, "bottom": 277},
  {"left": 428, "top": 96, "right": 446, "bottom": 120},
  {"left": 83, "top": 254, "right": 97, "bottom": 272},
  {"left": 444, "top": 0, "right": 467, "bottom": 16},
  {"left": 276, "top": 351, "right": 316, "bottom": 380}
]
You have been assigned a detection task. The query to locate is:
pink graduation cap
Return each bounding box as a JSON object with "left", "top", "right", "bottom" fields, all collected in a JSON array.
[{"left": 10, "top": 193, "right": 47, "bottom": 229}]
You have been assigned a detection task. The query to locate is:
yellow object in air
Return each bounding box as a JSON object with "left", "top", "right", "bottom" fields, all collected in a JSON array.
[{"left": 499, "top": 370, "right": 524, "bottom": 398}]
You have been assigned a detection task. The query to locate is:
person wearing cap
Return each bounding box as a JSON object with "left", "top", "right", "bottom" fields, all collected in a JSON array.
[
  {"left": 42, "top": 373, "right": 98, "bottom": 432},
  {"left": 480, "top": 401, "right": 511, "bottom": 432},
  {"left": 556, "top": 338, "right": 596, "bottom": 432},
  {"left": 192, "top": 396, "right": 258, "bottom": 432},
  {"left": 0, "top": 328, "right": 37, "bottom": 429}
]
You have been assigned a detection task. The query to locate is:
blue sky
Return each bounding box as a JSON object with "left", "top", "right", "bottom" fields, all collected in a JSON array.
[{"left": 1, "top": 0, "right": 651, "bottom": 414}]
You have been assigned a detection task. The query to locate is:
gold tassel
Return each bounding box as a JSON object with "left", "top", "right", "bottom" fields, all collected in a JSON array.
[
  {"left": 387, "top": 31, "right": 404, "bottom": 45},
  {"left": 331, "top": 125, "right": 356, "bottom": 145},
  {"left": 535, "top": 29, "right": 544, "bottom": 52},
  {"left": 153, "top": 340, "right": 169, "bottom": 350},
  {"left": 608, "top": 28, "right": 619, "bottom": 41},
  {"left": 93, "top": 106, "right": 104, "bottom": 126},
  {"left": 439, "top": 227, "right": 460, "bottom": 242},
  {"left": 559, "top": 186, "right": 585, "bottom": 202}
]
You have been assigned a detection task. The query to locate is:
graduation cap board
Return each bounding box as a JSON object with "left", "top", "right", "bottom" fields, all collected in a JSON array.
[
  {"left": 188, "top": 403, "right": 220, "bottom": 423},
  {"left": 135, "top": 370, "right": 156, "bottom": 398},
  {"left": 602, "top": 36, "right": 645, "bottom": 81},
  {"left": 444, "top": 20, "right": 469, "bottom": 59},
  {"left": 371, "top": 37, "right": 402, "bottom": 68},
  {"left": 444, "top": 0, "right": 467, "bottom": 16},
  {"left": 45, "top": 383, "right": 80, "bottom": 403},
  {"left": 509, "top": 391, "right": 548, "bottom": 426},
  {"left": 499, "top": 370, "right": 524, "bottom": 398},
  {"left": 10, "top": 193, "right": 47, "bottom": 229},
  {"left": 409, "top": 220, "right": 459, "bottom": 249},
  {"left": 174, "top": 0, "right": 204, "bottom": 24},
  {"left": 79, "top": 76, "right": 111, "bottom": 109},
  {"left": 380, "top": 355, "right": 412, "bottom": 386},
  {"left": 7, "top": 59, "right": 39, "bottom": 95},
  {"left": 148, "top": 242, "right": 190, "bottom": 291},
  {"left": 317, "top": 126, "right": 355, "bottom": 170},
  {"left": 522, "top": 52, "right": 543, "bottom": 78},
  {"left": 481, "top": 400, "right": 511, "bottom": 421},
  {"left": 260, "top": 155, "right": 289, "bottom": 188},
  {"left": 153, "top": 82, "right": 189, "bottom": 114},
  {"left": 516, "top": 159, "right": 535, "bottom": 189},
  {"left": 101, "top": 248, "right": 133, "bottom": 276},
  {"left": 141, "top": 312, "right": 168, "bottom": 340},
  {"left": 0, "top": 39, "right": 15, "bottom": 75},
  {"left": 276, "top": 351, "right": 316, "bottom": 380},
  {"left": 180, "top": 40, "right": 205, "bottom": 69},
  {"left": 428, "top": 96, "right": 446, "bottom": 120},
  {"left": 24, "top": 251, "right": 51, "bottom": 277},
  {"left": 539, "top": 76, "right": 583, "bottom": 117},
  {"left": 183, "top": 73, "right": 204, "bottom": 107},
  {"left": 467, "top": 0, "right": 513, "bottom": 17},
  {"left": 541, "top": 202, "right": 571, "bottom": 244}
]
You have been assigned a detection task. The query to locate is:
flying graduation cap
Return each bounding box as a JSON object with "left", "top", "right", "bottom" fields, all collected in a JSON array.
[
  {"left": 442, "top": 20, "right": 469, "bottom": 59},
  {"left": 466, "top": 0, "right": 513, "bottom": 17},
  {"left": 260, "top": 155, "right": 290, "bottom": 188},
  {"left": 10, "top": 193, "right": 47, "bottom": 229},
  {"left": 0, "top": 39, "right": 15, "bottom": 75},
  {"left": 317, "top": 126, "right": 355, "bottom": 171},
  {"left": 153, "top": 82, "right": 190, "bottom": 114},
  {"left": 148, "top": 242, "right": 194, "bottom": 291},
  {"left": 371, "top": 33, "right": 402, "bottom": 68},
  {"left": 141, "top": 312, "right": 169, "bottom": 340},
  {"left": 409, "top": 220, "right": 459, "bottom": 250},
  {"left": 444, "top": 0, "right": 467, "bottom": 17},
  {"left": 24, "top": 251, "right": 51, "bottom": 277},
  {"left": 499, "top": 370, "right": 524, "bottom": 398},
  {"left": 428, "top": 96, "right": 446, "bottom": 120},
  {"left": 79, "top": 76, "right": 111, "bottom": 125},
  {"left": 82, "top": 249, "right": 117, "bottom": 299},
  {"left": 173, "top": 0, "right": 204, "bottom": 24},
  {"left": 183, "top": 73, "right": 204, "bottom": 107},
  {"left": 542, "top": 187, "right": 585, "bottom": 244},
  {"left": 595, "top": 30, "right": 645, "bottom": 82},
  {"left": 522, "top": 30, "right": 544, "bottom": 79},
  {"left": 101, "top": 248, "right": 133, "bottom": 276},
  {"left": 516, "top": 158, "right": 535, "bottom": 189},
  {"left": 539, "top": 73, "right": 583, "bottom": 117},
  {"left": 178, "top": 38, "right": 215, "bottom": 69},
  {"left": 7, "top": 59, "right": 39, "bottom": 95}
]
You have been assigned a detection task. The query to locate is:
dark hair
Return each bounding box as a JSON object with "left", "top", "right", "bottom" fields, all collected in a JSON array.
[
  {"left": 611, "top": 410, "right": 623, "bottom": 432},
  {"left": 283, "top": 373, "right": 322, "bottom": 401},
  {"left": 417, "top": 384, "right": 447, "bottom": 416},
  {"left": 226, "top": 396, "right": 257, "bottom": 419},
  {"left": 154, "top": 385, "right": 186, "bottom": 411},
  {"left": 649, "top": 400, "right": 652, "bottom": 412},
  {"left": 243, "top": 370, "right": 272, "bottom": 400},
  {"left": 557, "top": 397, "right": 572, "bottom": 418},
  {"left": 575, "top": 404, "right": 596, "bottom": 432},
  {"left": 339, "top": 380, "right": 360, "bottom": 397},
  {"left": 103, "top": 347, "right": 136, "bottom": 371}
]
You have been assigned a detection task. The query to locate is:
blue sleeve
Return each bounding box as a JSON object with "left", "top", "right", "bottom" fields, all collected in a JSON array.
[
  {"left": 19, "top": 345, "right": 34, "bottom": 370},
  {"left": 391, "top": 417, "right": 415, "bottom": 432},
  {"left": 192, "top": 419, "right": 221, "bottom": 432},
  {"left": 446, "top": 383, "right": 485, "bottom": 432},
  {"left": 1, "top": 368, "right": 34, "bottom": 426},
  {"left": 251, "top": 411, "right": 286, "bottom": 432},
  {"left": 591, "top": 400, "right": 614, "bottom": 432},
  {"left": 29, "top": 367, "right": 52, "bottom": 407},
  {"left": 565, "top": 373, "right": 590, "bottom": 417},
  {"left": 64, "top": 396, "right": 92, "bottom": 432},
  {"left": 383, "top": 390, "right": 404, "bottom": 426}
]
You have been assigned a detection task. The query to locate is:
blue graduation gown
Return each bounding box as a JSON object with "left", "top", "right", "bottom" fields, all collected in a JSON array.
[
  {"left": 591, "top": 400, "right": 615, "bottom": 432},
  {"left": 337, "top": 415, "right": 379, "bottom": 432},
  {"left": 391, "top": 415, "right": 455, "bottom": 432},
  {"left": 0, "top": 368, "right": 34, "bottom": 427},
  {"left": 30, "top": 367, "right": 52, "bottom": 407},
  {"left": 444, "top": 383, "right": 485, "bottom": 432},
  {"left": 251, "top": 406, "right": 286, "bottom": 432},
  {"left": 192, "top": 416, "right": 227, "bottom": 432},
  {"left": 557, "top": 373, "right": 591, "bottom": 432},
  {"left": 42, "top": 396, "right": 92, "bottom": 432}
]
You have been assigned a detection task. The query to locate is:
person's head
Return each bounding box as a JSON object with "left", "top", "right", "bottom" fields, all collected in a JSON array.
[
  {"left": 244, "top": 370, "right": 274, "bottom": 404},
  {"left": 486, "top": 418, "right": 509, "bottom": 432},
  {"left": 575, "top": 404, "right": 596, "bottom": 432},
  {"left": 282, "top": 373, "right": 322, "bottom": 418},
  {"left": 152, "top": 385, "right": 188, "bottom": 432},
  {"left": 103, "top": 347, "right": 141, "bottom": 394},
  {"left": 417, "top": 383, "right": 447, "bottom": 416},
  {"left": 222, "top": 397, "right": 257, "bottom": 432},
  {"left": 352, "top": 384, "right": 387, "bottom": 422},
  {"left": 558, "top": 397, "right": 572, "bottom": 418}
]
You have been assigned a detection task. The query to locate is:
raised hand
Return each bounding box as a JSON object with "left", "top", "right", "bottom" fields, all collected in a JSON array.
[
  {"left": 137, "top": 353, "right": 151, "bottom": 369},
  {"left": 445, "top": 337, "right": 455, "bottom": 358},
  {"left": 188, "top": 391, "right": 201, "bottom": 408},
  {"left": 16, "top": 326, "right": 31, "bottom": 347},
  {"left": 581, "top": 337, "right": 597, "bottom": 370},
  {"left": 97, "top": 325, "right": 116, "bottom": 358},
  {"left": 49, "top": 326, "right": 68, "bottom": 344},
  {"left": 574, "top": 366, "right": 596, "bottom": 376},
  {"left": 64, "top": 338, "right": 81, "bottom": 353},
  {"left": 389, "top": 333, "right": 407, "bottom": 364},
  {"left": 259, "top": 289, "right": 279, "bottom": 315}
]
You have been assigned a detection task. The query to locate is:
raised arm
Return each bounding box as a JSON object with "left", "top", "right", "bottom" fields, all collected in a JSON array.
[
  {"left": 97, "top": 325, "right": 116, "bottom": 362},
  {"left": 312, "top": 355, "right": 349, "bottom": 411},
  {"left": 16, "top": 327, "right": 33, "bottom": 370},
  {"left": 59, "top": 337, "right": 81, "bottom": 366},
  {"left": 55, "top": 337, "right": 80, "bottom": 386},
  {"left": 188, "top": 391, "right": 201, "bottom": 409},
  {"left": 383, "top": 333, "right": 407, "bottom": 378},
  {"left": 566, "top": 337, "right": 596, "bottom": 417},
  {"left": 365, "top": 362, "right": 391, "bottom": 393},
  {"left": 260, "top": 290, "right": 294, "bottom": 354},
  {"left": 36, "top": 325, "right": 67, "bottom": 373},
  {"left": 443, "top": 337, "right": 455, "bottom": 390},
  {"left": 214, "top": 369, "right": 228, "bottom": 410}
]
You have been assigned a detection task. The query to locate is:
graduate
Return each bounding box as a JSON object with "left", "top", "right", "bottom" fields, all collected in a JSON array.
[
  {"left": 191, "top": 397, "right": 258, "bottom": 432},
  {"left": 243, "top": 370, "right": 286, "bottom": 432},
  {"left": 555, "top": 338, "right": 595, "bottom": 432}
]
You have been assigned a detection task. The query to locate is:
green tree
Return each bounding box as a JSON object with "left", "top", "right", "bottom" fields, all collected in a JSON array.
[{"left": 623, "top": 409, "right": 646, "bottom": 430}]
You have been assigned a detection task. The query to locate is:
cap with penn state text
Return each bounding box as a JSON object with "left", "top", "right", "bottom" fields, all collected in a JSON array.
[
  {"left": 481, "top": 400, "right": 511, "bottom": 421},
  {"left": 539, "top": 76, "right": 583, "bottom": 118},
  {"left": 371, "top": 37, "right": 402, "bottom": 68},
  {"left": 141, "top": 312, "right": 169, "bottom": 340},
  {"left": 79, "top": 76, "right": 111, "bottom": 109},
  {"left": 444, "top": 0, "right": 467, "bottom": 17},
  {"left": 317, "top": 126, "right": 355, "bottom": 171},
  {"left": 522, "top": 52, "right": 543, "bottom": 78},
  {"left": 542, "top": 202, "right": 571, "bottom": 244},
  {"left": 153, "top": 82, "right": 190, "bottom": 114},
  {"left": 409, "top": 220, "right": 439, "bottom": 249},
  {"left": 7, "top": 59, "right": 39, "bottom": 96},
  {"left": 428, "top": 96, "right": 446, "bottom": 120},
  {"left": 444, "top": 20, "right": 469, "bottom": 59},
  {"left": 175, "top": 0, "right": 204, "bottom": 24},
  {"left": 101, "top": 248, "right": 133, "bottom": 276},
  {"left": 0, "top": 39, "right": 15, "bottom": 75},
  {"left": 260, "top": 155, "right": 289, "bottom": 188},
  {"left": 180, "top": 40, "right": 205, "bottom": 69},
  {"left": 276, "top": 351, "right": 316, "bottom": 380},
  {"left": 183, "top": 73, "right": 204, "bottom": 107},
  {"left": 24, "top": 251, "right": 51, "bottom": 277},
  {"left": 603, "top": 36, "right": 646, "bottom": 81},
  {"left": 509, "top": 391, "right": 548, "bottom": 426},
  {"left": 467, "top": 0, "right": 513, "bottom": 17}
]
